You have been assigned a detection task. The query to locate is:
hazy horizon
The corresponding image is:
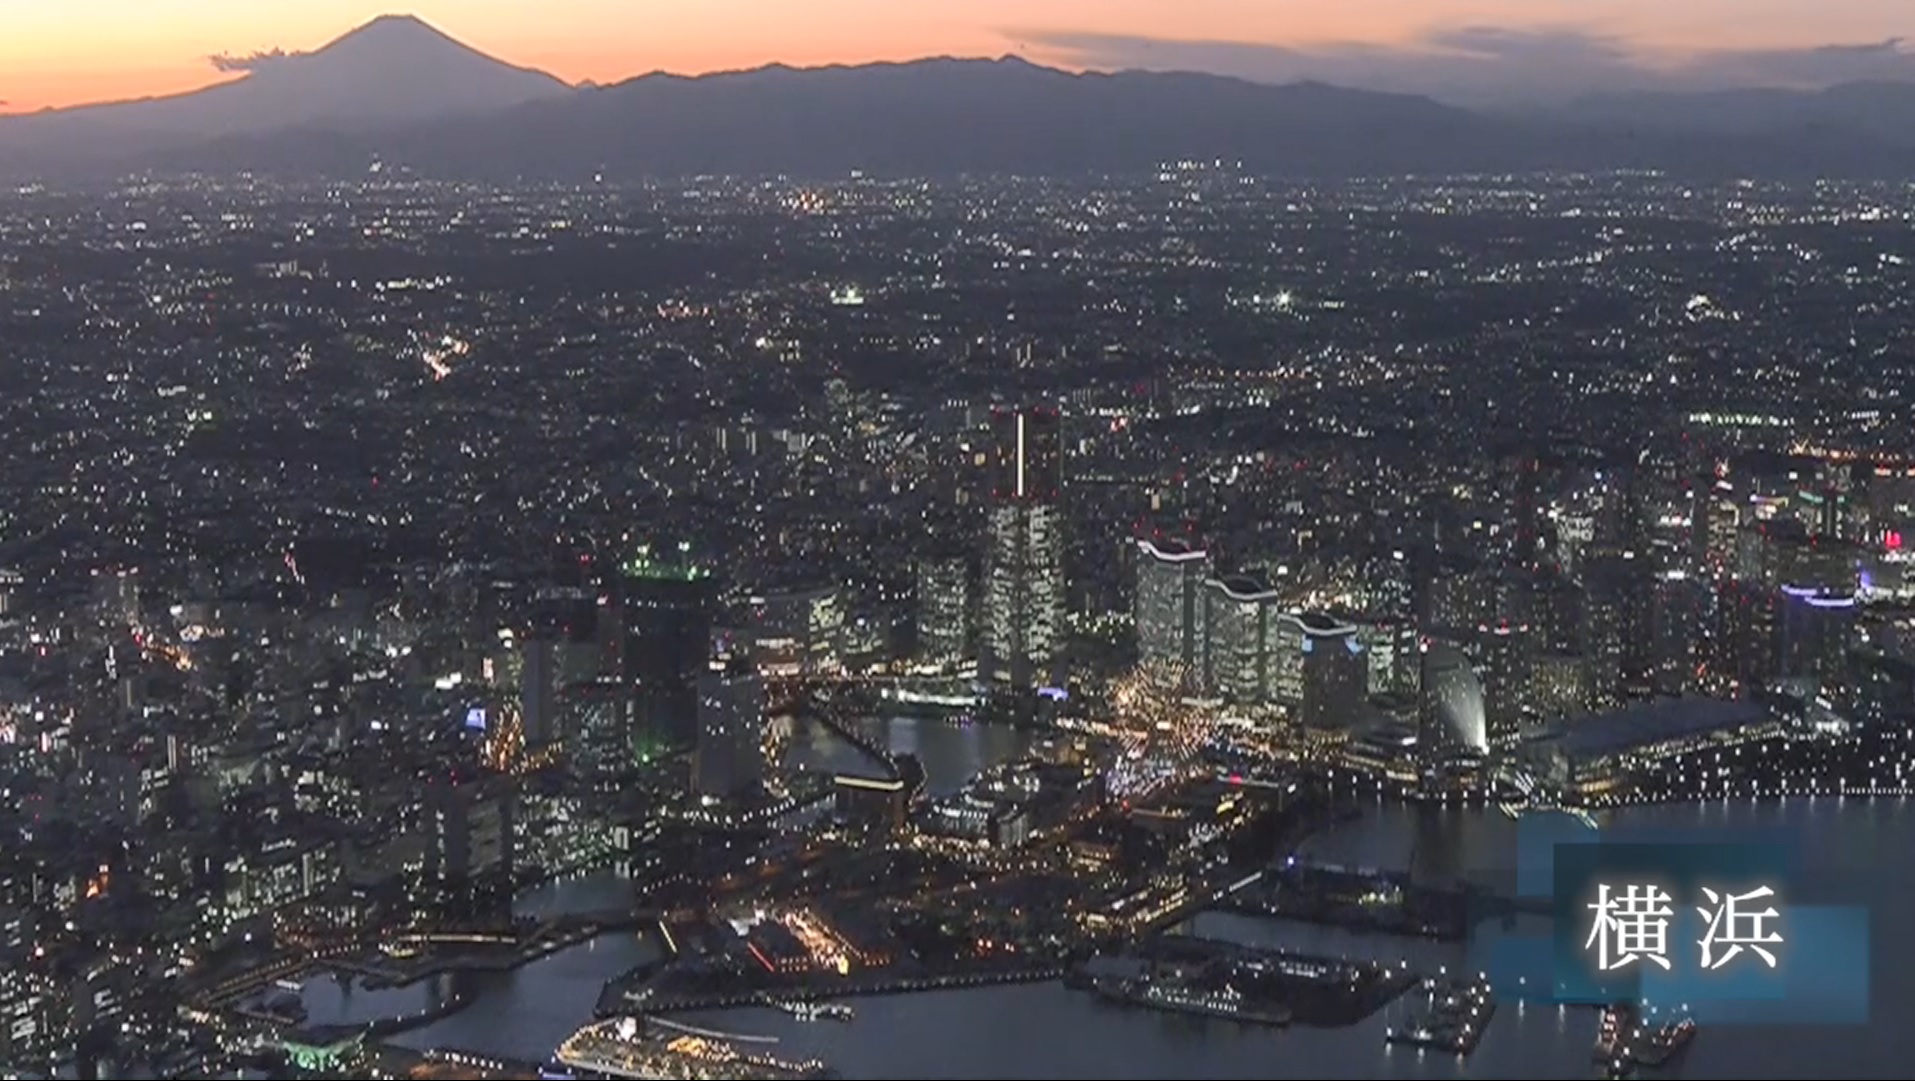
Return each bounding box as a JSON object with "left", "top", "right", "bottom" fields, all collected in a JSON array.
[{"left": 4, "top": 1, "right": 1915, "bottom": 116}]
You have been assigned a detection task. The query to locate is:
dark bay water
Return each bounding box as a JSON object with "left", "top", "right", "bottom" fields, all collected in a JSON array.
[{"left": 393, "top": 717, "right": 1913, "bottom": 1079}]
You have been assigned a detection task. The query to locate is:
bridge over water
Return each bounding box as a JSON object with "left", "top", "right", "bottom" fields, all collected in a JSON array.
[{"left": 794, "top": 682, "right": 900, "bottom": 778}]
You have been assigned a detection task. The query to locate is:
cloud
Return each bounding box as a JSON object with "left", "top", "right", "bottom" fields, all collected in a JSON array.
[
  {"left": 207, "top": 48, "right": 309, "bottom": 74},
  {"left": 1014, "top": 26, "right": 1915, "bottom": 106}
]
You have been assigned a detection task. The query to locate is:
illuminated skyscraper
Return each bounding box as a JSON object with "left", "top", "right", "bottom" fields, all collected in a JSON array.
[
  {"left": 982, "top": 407, "right": 1064, "bottom": 694},
  {"left": 914, "top": 555, "right": 971, "bottom": 670},
  {"left": 616, "top": 544, "right": 714, "bottom": 758},
  {"left": 1203, "top": 576, "right": 1278, "bottom": 705},
  {"left": 1135, "top": 538, "right": 1208, "bottom": 675},
  {"left": 1472, "top": 621, "right": 1533, "bottom": 751}
]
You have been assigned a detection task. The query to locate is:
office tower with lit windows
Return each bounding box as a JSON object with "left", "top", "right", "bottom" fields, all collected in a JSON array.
[
  {"left": 982, "top": 407, "right": 1064, "bottom": 695},
  {"left": 914, "top": 555, "right": 971, "bottom": 670},
  {"left": 1135, "top": 538, "right": 1209, "bottom": 676},
  {"left": 693, "top": 663, "right": 765, "bottom": 799},
  {"left": 1204, "top": 576, "right": 1277, "bottom": 705},
  {"left": 424, "top": 768, "right": 517, "bottom": 912},
  {"left": 1361, "top": 617, "right": 1421, "bottom": 698},
  {"left": 1472, "top": 622, "right": 1533, "bottom": 751}
]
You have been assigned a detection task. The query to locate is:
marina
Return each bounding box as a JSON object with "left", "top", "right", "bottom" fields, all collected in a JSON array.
[{"left": 1384, "top": 975, "right": 1496, "bottom": 1056}]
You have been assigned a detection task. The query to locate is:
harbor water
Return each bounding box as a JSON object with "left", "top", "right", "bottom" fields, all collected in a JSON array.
[{"left": 395, "top": 716, "right": 1914, "bottom": 1079}]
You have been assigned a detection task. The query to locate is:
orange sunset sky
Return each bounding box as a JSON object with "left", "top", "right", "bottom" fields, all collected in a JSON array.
[{"left": 2, "top": 0, "right": 1908, "bottom": 113}]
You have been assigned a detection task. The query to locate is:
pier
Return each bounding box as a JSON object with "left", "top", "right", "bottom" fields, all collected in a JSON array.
[{"left": 601, "top": 961, "right": 1064, "bottom": 1016}]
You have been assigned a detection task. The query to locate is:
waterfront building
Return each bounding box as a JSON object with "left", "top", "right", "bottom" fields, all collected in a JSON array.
[
  {"left": 424, "top": 768, "right": 517, "bottom": 907},
  {"left": 834, "top": 773, "right": 909, "bottom": 832},
  {"left": 693, "top": 664, "right": 765, "bottom": 799},
  {"left": 1583, "top": 550, "right": 1654, "bottom": 708},
  {"left": 1648, "top": 570, "right": 1705, "bottom": 696},
  {"left": 1531, "top": 651, "right": 1589, "bottom": 722},
  {"left": 747, "top": 584, "right": 845, "bottom": 678},
  {"left": 1527, "top": 697, "right": 1781, "bottom": 805}
]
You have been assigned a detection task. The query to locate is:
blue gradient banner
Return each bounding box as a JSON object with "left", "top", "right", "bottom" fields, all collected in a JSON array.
[{"left": 1473, "top": 815, "right": 1872, "bottom": 1024}]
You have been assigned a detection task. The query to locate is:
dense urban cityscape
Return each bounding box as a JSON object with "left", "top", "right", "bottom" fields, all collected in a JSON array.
[{"left": 1, "top": 164, "right": 1912, "bottom": 1080}]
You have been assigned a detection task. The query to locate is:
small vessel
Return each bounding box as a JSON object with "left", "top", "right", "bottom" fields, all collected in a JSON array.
[
  {"left": 273, "top": 977, "right": 304, "bottom": 992},
  {"left": 776, "top": 1000, "right": 854, "bottom": 1022},
  {"left": 1593, "top": 1002, "right": 1637, "bottom": 1061}
]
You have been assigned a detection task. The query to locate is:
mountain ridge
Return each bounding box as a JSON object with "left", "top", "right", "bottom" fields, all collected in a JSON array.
[{"left": 5, "top": 15, "right": 1915, "bottom": 182}]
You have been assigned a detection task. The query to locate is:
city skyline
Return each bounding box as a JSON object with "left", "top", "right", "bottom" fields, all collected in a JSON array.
[{"left": 5, "top": 0, "right": 1915, "bottom": 113}]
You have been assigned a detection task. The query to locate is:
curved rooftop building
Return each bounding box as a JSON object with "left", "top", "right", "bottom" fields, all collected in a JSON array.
[
  {"left": 1419, "top": 640, "right": 1489, "bottom": 758},
  {"left": 1204, "top": 575, "right": 1279, "bottom": 704},
  {"left": 1297, "top": 612, "right": 1366, "bottom": 730},
  {"left": 1296, "top": 611, "right": 1360, "bottom": 639},
  {"left": 1135, "top": 538, "right": 1210, "bottom": 676}
]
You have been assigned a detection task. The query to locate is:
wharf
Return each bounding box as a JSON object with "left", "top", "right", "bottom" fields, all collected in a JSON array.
[
  {"left": 1229, "top": 860, "right": 1553, "bottom": 940},
  {"left": 1123, "top": 936, "right": 1416, "bottom": 1027}
]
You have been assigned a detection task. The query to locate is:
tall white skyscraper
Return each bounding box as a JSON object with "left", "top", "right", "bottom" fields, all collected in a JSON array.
[
  {"left": 982, "top": 407, "right": 1064, "bottom": 694},
  {"left": 1135, "top": 538, "right": 1209, "bottom": 676}
]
